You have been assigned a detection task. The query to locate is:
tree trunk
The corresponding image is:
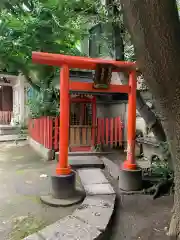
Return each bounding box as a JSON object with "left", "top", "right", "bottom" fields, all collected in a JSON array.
[{"left": 119, "top": 0, "right": 180, "bottom": 238}]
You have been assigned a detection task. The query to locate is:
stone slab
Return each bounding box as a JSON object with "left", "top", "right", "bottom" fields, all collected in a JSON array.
[
  {"left": 0, "top": 126, "right": 20, "bottom": 135},
  {"left": 24, "top": 215, "right": 101, "bottom": 240},
  {"left": 73, "top": 195, "right": 116, "bottom": 231},
  {"left": 84, "top": 183, "right": 115, "bottom": 195},
  {"left": 78, "top": 168, "right": 109, "bottom": 185},
  {"left": 55, "top": 151, "right": 113, "bottom": 158},
  {"left": 69, "top": 152, "right": 113, "bottom": 156},
  {"left": 69, "top": 156, "right": 104, "bottom": 169},
  {"left": 0, "top": 134, "right": 27, "bottom": 142},
  {"left": 79, "top": 194, "right": 116, "bottom": 208},
  {"left": 101, "top": 157, "right": 120, "bottom": 180}
]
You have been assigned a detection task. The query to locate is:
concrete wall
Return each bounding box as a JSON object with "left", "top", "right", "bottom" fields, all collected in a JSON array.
[
  {"left": 96, "top": 101, "right": 126, "bottom": 119},
  {"left": 96, "top": 103, "right": 110, "bottom": 118}
]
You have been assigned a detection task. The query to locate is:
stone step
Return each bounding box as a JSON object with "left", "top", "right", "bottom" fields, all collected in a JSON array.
[
  {"left": 0, "top": 125, "right": 20, "bottom": 135},
  {"left": 77, "top": 168, "right": 109, "bottom": 185},
  {"left": 101, "top": 157, "right": 120, "bottom": 180},
  {"left": 0, "top": 134, "right": 27, "bottom": 142},
  {"left": 55, "top": 151, "right": 114, "bottom": 160},
  {"left": 58, "top": 155, "right": 104, "bottom": 169}
]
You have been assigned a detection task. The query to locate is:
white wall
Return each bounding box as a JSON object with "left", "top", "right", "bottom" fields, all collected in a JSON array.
[{"left": 12, "top": 74, "right": 29, "bottom": 125}]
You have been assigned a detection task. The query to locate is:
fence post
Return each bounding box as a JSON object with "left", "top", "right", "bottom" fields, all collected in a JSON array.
[
  {"left": 54, "top": 117, "right": 59, "bottom": 151},
  {"left": 105, "top": 118, "right": 109, "bottom": 145},
  {"left": 91, "top": 97, "right": 96, "bottom": 146},
  {"left": 97, "top": 118, "right": 101, "bottom": 145},
  {"left": 49, "top": 117, "right": 53, "bottom": 150},
  {"left": 110, "top": 118, "right": 113, "bottom": 147}
]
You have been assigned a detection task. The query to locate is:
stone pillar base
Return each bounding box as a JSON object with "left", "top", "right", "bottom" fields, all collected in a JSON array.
[
  {"left": 119, "top": 168, "right": 143, "bottom": 191},
  {"left": 40, "top": 171, "right": 84, "bottom": 207}
]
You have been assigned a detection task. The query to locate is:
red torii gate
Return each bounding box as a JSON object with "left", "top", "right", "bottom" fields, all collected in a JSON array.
[{"left": 32, "top": 52, "right": 140, "bottom": 203}]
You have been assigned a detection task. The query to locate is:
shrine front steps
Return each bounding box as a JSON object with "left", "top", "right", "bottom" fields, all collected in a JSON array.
[
  {"left": 55, "top": 153, "right": 104, "bottom": 169},
  {"left": 0, "top": 125, "right": 27, "bottom": 142},
  {"left": 0, "top": 125, "right": 20, "bottom": 135},
  {"left": 55, "top": 151, "right": 114, "bottom": 158},
  {"left": 24, "top": 168, "right": 116, "bottom": 240},
  {"left": 55, "top": 152, "right": 115, "bottom": 169},
  {"left": 0, "top": 134, "right": 27, "bottom": 142}
]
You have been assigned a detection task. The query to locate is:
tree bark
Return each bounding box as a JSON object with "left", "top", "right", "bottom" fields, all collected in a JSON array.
[{"left": 119, "top": 0, "right": 180, "bottom": 238}]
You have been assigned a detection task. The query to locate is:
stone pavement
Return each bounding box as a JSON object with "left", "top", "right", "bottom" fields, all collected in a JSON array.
[
  {"left": 0, "top": 134, "right": 26, "bottom": 142},
  {"left": 24, "top": 168, "right": 116, "bottom": 240},
  {"left": 0, "top": 141, "right": 81, "bottom": 240}
]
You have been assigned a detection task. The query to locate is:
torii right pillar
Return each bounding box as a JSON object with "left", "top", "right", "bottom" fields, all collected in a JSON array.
[{"left": 119, "top": 71, "right": 143, "bottom": 192}]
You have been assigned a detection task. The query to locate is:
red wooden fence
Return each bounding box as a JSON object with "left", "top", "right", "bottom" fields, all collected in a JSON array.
[
  {"left": 28, "top": 116, "right": 123, "bottom": 150},
  {"left": 54, "top": 117, "right": 59, "bottom": 151},
  {"left": 97, "top": 116, "right": 123, "bottom": 147},
  {"left": 0, "top": 111, "right": 12, "bottom": 124},
  {"left": 28, "top": 117, "right": 53, "bottom": 149}
]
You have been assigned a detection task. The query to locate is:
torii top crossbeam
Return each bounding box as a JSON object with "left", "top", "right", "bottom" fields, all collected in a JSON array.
[{"left": 32, "top": 52, "right": 136, "bottom": 71}]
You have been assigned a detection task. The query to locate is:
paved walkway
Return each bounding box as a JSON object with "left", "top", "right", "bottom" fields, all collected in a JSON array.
[{"left": 0, "top": 141, "right": 81, "bottom": 240}]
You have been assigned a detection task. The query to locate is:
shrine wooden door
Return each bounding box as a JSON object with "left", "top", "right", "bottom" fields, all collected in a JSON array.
[{"left": 69, "top": 95, "right": 96, "bottom": 152}]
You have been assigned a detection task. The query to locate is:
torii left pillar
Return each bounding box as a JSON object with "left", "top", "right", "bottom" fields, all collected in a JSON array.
[{"left": 40, "top": 65, "right": 84, "bottom": 207}]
